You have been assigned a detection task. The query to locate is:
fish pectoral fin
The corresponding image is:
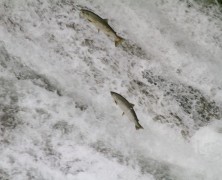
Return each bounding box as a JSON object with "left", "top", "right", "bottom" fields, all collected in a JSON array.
[
  {"left": 114, "top": 100, "right": 117, "bottom": 104},
  {"left": 98, "top": 29, "right": 100, "bottom": 33},
  {"left": 135, "top": 123, "right": 144, "bottom": 130},
  {"left": 114, "top": 36, "right": 124, "bottom": 47},
  {"left": 122, "top": 112, "right": 124, "bottom": 116}
]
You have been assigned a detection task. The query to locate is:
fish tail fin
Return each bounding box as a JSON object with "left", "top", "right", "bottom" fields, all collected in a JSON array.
[
  {"left": 135, "top": 123, "right": 144, "bottom": 130},
  {"left": 115, "top": 36, "right": 124, "bottom": 47}
]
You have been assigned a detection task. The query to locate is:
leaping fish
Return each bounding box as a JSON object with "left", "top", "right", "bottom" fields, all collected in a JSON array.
[
  {"left": 111, "top": 91, "right": 144, "bottom": 130},
  {"left": 80, "top": 9, "right": 124, "bottom": 46}
]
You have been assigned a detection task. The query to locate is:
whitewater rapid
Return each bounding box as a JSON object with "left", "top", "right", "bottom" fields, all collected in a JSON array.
[{"left": 0, "top": 0, "right": 222, "bottom": 179}]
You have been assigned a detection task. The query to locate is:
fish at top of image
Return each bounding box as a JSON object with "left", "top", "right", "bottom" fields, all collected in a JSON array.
[
  {"left": 80, "top": 9, "right": 124, "bottom": 47},
  {"left": 111, "top": 91, "right": 144, "bottom": 130}
]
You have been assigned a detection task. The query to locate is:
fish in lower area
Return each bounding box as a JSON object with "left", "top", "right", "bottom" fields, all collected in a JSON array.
[
  {"left": 80, "top": 9, "right": 124, "bottom": 46},
  {"left": 111, "top": 91, "right": 144, "bottom": 130}
]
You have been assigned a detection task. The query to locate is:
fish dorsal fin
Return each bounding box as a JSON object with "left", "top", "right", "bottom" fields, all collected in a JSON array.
[
  {"left": 103, "top": 19, "right": 108, "bottom": 23},
  {"left": 130, "top": 103, "right": 134, "bottom": 107}
]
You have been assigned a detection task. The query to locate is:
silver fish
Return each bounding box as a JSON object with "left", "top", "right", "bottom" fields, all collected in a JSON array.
[
  {"left": 111, "top": 91, "right": 144, "bottom": 130},
  {"left": 80, "top": 9, "right": 124, "bottom": 46}
]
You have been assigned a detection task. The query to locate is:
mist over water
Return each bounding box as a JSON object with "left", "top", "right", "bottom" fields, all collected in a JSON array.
[{"left": 0, "top": 0, "right": 222, "bottom": 179}]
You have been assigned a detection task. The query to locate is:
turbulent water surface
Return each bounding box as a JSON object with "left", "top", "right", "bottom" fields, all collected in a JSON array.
[{"left": 0, "top": 0, "right": 222, "bottom": 179}]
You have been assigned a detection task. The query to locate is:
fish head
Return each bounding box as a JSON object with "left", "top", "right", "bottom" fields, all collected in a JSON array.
[
  {"left": 80, "top": 9, "right": 88, "bottom": 14},
  {"left": 111, "top": 92, "right": 118, "bottom": 106},
  {"left": 110, "top": 91, "right": 115, "bottom": 98},
  {"left": 80, "top": 9, "right": 96, "bottom": 23},
  {"left": 80, "top": 9, "right": 86, "bottom": 17},
  {"left": 110, "top": 91, "right": 117, "bottom": 97},
  {"left": 80, "top": 9, "right": 91, "bottom": 18},
  {"left": 110, "top": 91, "right": 118, "bottom": 102}
]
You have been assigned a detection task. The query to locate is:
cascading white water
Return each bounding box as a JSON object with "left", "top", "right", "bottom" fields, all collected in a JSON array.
[{"left": 0, "top": 0, "right": 222, "bottom": 179}]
